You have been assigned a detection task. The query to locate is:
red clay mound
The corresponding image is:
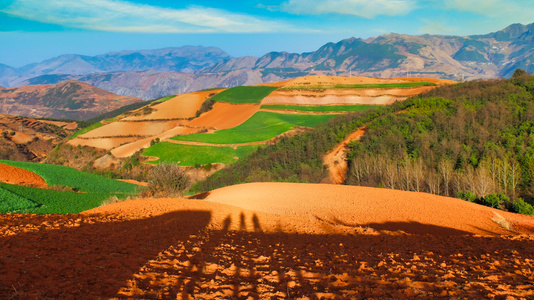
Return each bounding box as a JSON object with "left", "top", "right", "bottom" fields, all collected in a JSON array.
[
  {"left": 0, "top": 162, "right": 46, "bottom": 187},
  {"left": 205, "top": 182, "right": 533, "bottom": 236},
  {"left": 2, "top": 183, "right": 533, "bottom": 299}
]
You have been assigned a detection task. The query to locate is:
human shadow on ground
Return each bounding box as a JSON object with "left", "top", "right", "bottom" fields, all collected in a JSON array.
[
  {"left": 2, "top": 211, "right": 534, "bottom": 299},
  {"left": 0, "top": 210, "right": 211, "bottom": 299},
  {"left": 118, "top": 213, "right": 534, "bottom": 299}
]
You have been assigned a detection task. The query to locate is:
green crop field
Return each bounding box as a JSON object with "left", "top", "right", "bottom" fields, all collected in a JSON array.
[
  {"left": 211, "top": 86, "right": 278, "bottom": 104},
  {"left": 143, "top": 142, "right": 259, "bottom": 166},
  {"left": 0, "top": 160, "right": 141, "bottom": 214},
  {"left": 1, "top": 160, "right": 140, "bottom": 194},
  {"left": 172, "top": 111, "right": 339, "bottom": 144},
  {"left": 261, "top": 104, "right": 374, "bottom": 112},
  {"left": 0, "top": 182, "right": 116, "bottom": 214},
  {"left": 280, "top": 82, "right": 437, "bottom": 91}
]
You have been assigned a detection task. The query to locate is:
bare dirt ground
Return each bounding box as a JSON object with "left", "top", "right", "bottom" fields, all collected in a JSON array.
[
  {"left": 0, "top": 162, "right": 46, "bottom": 187},
  {"left": 323, "top": 127, "right": 368, "bottom": 184},
  {"left": 187, "top": 103, "right": 260, "bottom": 130},
  {"left": 1, "top": 182, "right": 533, "bottom": 299},
  {"left": 123, "top": 90, "right": 223, "bottom": 122}
]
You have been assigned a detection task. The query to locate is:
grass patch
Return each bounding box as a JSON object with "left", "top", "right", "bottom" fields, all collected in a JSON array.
[
  {"left": 69, "top": 122, "right": 103, "bottom": 139},
  {"left": 172, "top": 111, "right": 339, "bottom": 144},
  {"left": 0, "top": 160, "right": 139, "bottom": 195},
  {"left": 280, "top": 82, "right": 437, "bottom": 91},
  {"left": 211, "top": 86, "right": 278, "bottom": 104},
  {"left": 143, "top": 142, "right": 259, "bottom": 166},
  {"left": 261, "top": 104, "right": 375, "bottom": 112},
  {"left": 0, "top": 182, "right": 118, "bottom": 214}
]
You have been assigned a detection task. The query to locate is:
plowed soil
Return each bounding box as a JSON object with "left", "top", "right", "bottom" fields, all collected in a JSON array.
[
  {"left": 78, "top": 120, "right": 186, "bottom": 139},
  {"left": 187, "top": 102, "right": 260, "bottom": 130},
  {"left": 69, "top": 137, "right": 139, "bottom": 150},
  {"left": 0, "top": 162, "right": 46, "bottom": 187},
  {"left": 123, "top": 90, "right": 223, "bottom": 121},
  {"left": 1, "top": 182, "right": 533, "bottom": 299}
]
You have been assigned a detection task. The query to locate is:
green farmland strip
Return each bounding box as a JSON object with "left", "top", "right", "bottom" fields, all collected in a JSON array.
[
  {"left": 0, "top": 182, "right": 113, "bottom": 214},
  {"left": 280, "top": 82, "right": 437, "bottom": 90},
  {"left": 172, "top": 111, "right": 339, "bottom": 144},
  {"left": 0, "top": 186, "right": 39, "bottom": 213},
  {"left": 211, "top": 86, "right": 278, "bottom": 104},
  {"left": 0, "top": 160, "right": 139, "bottom": 195},
  {"left": 143, "top": 142, "right": 259, "bottom": 166},
  {"left": 261, "top": 104, "right": 374, "bottom": 112}
]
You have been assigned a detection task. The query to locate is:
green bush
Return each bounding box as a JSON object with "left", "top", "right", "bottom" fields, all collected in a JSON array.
[{"left": 511, "top": 198, "right": 534, "bottom": 215}]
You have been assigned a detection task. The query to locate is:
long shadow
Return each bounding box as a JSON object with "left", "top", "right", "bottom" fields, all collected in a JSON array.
[
  {"left": 127, "top": 215, "right": 534, "bottom": 299},
  {"left": 0, "top": 210, "right": 211, "bottom": 299},
  {"left": 2, "top": 212, "right": 534, "bottom": 299},
  {"left": 319, "top": 216, "right": 474, "bottom": 235}
]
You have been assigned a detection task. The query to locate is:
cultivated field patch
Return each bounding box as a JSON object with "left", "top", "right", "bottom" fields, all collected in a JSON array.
[
  {"left": 211, "top": 86, "right": 278, "bottom": 104},
  {"left": 143, "top": 142, "right": 259, "bottom": 166},
  {"left": 172, "top": 111, "right": 339, "bottom": 144},
  {"left": 260, "top": 104, "right": 374, "bottom": 112}
]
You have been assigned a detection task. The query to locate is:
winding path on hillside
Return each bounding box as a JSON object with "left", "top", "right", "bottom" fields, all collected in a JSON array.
[{"left": 323, "top": 126, "right": 368, "bottom": 184}]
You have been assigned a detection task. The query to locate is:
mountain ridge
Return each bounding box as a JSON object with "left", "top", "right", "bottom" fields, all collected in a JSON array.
[{"left": 1, "top": 22, "right": 534, "bottom": 99}]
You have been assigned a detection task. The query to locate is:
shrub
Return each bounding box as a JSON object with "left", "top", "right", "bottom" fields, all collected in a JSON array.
[
  {"left": 147, "top": 163, "right": 190, "bottom": 196},
  {"left": 457, "top": 191, "right": 477, "bottom": 202},
  {"left": 481, "top": 193, "right": 510, "bottom": 210},
  {"left": 511, "top": 198, "right": 534, "bottom": 215}
]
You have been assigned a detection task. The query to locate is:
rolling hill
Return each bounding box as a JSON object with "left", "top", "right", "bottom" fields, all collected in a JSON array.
[
  {"left": 65, "top": 76, "right": 450, "bottom": 170},
  {"left": 0, "top": 80, "right": 142, "bottom": 120}
]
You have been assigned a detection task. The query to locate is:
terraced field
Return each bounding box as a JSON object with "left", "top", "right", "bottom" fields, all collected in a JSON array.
[
  {"left": 171, "top": 111, "right": 339, "bottom": 144},
  {"left": 143, "top": 143, "right": 259, "bottom": 166},
  {"left": 65, "top": 76, "right": 452, "bottom": 167}
]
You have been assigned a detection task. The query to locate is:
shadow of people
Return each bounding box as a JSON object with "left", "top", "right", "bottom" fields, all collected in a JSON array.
[{"left": 0, "top": 210, "right": 211, "bottom": 299}]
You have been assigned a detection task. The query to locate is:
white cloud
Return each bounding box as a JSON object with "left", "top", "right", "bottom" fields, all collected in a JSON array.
[
  {"left": 444, "top": 0, "right": 534, "bottom": 24},
  {"left": 0, "top": 0, "right": 293, "bottom": 33},
  {"left": 279, "top": 0, "right": 416, "bottom": 18}
]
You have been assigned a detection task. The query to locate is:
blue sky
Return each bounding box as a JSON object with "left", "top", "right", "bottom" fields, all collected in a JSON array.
[{"left": 1, "top": 0, "right": 533, "bottom": 67}]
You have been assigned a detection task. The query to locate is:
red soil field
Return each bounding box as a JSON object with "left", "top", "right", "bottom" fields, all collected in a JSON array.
[
  {"left": 123, "top": 89, "right": 223, "bottom": 121},
  {"left": 187, "top": 102, "right": 260, "bottom": 130},
  {"left": 1, "top": 183, "right": 533, "bottom": 299},
  {"left": 0, "top": 162, "right": 46, "bottom": 187}
]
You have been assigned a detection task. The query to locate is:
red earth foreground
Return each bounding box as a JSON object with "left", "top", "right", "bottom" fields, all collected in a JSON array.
[{"left": 1, "top": 182, "right": 534, "bottom": 299}]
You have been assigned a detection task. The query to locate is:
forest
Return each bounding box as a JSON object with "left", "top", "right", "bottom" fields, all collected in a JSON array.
[{"left": 194, "top": 70, "right": 534, "bottom": 215}]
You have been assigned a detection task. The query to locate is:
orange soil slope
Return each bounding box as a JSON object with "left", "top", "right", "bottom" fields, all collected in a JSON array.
[
  {"left": 323, "top": 127, "right": 367, "bottom": 184},
  {"left": 204, "top": 183, "right": 534, "bottom": 236},
  {"left": 123, "top": 89, "right": 223, "bottom": 121},
  {"left": 1, "top": 183, "right": 533, "bottom": 299},
  {"left": 0, "top": 162, "right": 46, "bottom": 187},
  {"left": 187, "top": 102, "right": 260, "bottom": 130}
]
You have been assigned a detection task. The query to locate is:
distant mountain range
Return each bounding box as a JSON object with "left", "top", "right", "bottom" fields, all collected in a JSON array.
[
  {"left": 0, "top": 81, "right": 142, "bottom": 120},
  {"left": 1, "top": 22, "right": 533, "bottom": 100}
]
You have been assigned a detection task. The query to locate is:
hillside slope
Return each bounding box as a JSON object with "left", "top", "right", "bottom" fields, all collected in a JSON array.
[
  {"left": 0, "top": 81, "right": 142, "bottom": 120},
  {"left": 1, "top": 182, "right": 533, "bottom": 298}
]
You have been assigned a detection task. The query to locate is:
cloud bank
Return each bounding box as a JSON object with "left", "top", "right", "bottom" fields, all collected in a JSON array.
[
  {"left": 0, "top": 0, "right": 291, "bottom": 33},
  {"left": 279, "top": 0, "right": 416, "bottom": 18}
]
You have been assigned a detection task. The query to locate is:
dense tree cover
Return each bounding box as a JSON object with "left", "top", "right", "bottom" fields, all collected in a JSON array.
[
  {"left": 346, "top": 72, "right": 534, "bottom": 214},
  {"left": 191, "top": 106, "right": 394, "bottom": 192}
]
